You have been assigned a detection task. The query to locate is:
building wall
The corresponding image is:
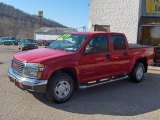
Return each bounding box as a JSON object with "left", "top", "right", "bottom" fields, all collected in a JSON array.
[
  {"left": 35, "top": 33, "right": 60, "bottom": 40},
  {"left": 89, "top": 0, "right": 140, "bottom": 43}
]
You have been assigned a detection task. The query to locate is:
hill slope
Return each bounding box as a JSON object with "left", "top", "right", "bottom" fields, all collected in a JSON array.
[{"left": 0, "top": 2, "right": 66, "bottom": 38}]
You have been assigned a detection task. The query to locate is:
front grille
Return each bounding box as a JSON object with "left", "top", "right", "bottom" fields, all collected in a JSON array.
[{"left": 12, "top": 59, "right": 25, "bottom": 75}]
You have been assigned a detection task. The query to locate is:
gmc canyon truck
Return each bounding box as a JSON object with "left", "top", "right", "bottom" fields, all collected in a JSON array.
[{"left": 8, "top": 32, "right": 154, "bottom": 103}]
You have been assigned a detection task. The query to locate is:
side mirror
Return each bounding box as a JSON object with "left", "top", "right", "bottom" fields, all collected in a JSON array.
[{"left": 84, "top": 46, "right": 96, "bottom": 55}]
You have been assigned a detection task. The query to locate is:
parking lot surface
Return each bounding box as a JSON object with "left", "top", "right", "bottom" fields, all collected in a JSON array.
[{"left": 0, "top": 45, "right": 160, "bottom": 120}]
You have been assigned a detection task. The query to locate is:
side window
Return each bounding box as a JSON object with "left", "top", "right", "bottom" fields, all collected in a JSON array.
[
  {"left": 85, "top": 35, "right": 109, "bottom": 54},
  {"left": 111, "top": 35, "right": 126, "bottom": 50}
]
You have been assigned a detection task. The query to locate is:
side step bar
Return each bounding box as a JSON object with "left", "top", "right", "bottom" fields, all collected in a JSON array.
[{"left": 79, "top": 75, "right": 129, "bottom": 89}]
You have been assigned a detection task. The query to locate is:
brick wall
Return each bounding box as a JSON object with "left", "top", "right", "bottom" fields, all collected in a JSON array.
[{"left": 89, "top": 0, "right": 141, "bottom": 43}]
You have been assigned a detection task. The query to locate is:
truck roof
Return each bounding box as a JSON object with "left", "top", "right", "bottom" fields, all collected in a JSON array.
[{"left": 70, "top": 32, "right": 124, "bottom": 35}]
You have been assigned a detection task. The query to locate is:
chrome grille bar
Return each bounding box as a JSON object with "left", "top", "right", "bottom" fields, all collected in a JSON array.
[{"left": 12, "top": 59, "right": 25, "bottom": 75}]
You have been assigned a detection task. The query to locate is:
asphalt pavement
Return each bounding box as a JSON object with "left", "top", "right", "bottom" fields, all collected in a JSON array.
[{"left": 0, "top": 45, "right": 160, "bottom": 120}]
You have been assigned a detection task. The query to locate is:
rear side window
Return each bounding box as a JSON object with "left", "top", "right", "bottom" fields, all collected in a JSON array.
[{"left": 111, "top": 35, "right": 126, "bottom": 50}]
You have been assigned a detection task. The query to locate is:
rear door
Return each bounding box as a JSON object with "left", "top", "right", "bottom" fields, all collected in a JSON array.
[{"left": 109, "top": 34, "right": 130, "bottom": 74}]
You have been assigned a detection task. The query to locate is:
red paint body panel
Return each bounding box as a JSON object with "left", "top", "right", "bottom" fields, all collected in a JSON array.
[
  {"left": 12, "top": 32, "right": 154, "bottom": 83},
  {"left": 14, "top": 48, "right": 74, "bottom": 62}
]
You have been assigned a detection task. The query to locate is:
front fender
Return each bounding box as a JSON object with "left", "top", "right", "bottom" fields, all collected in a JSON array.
[{"left": 42, "top": 62, "right": 80, "bottom": 81}]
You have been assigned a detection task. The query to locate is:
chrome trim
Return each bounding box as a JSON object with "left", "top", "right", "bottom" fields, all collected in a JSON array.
[
  {"left": 79, "top": 75, "right": 128, "bottom": 89},
  {"left": 11, "top": 59, "right": 25, "bottom": 75},
  {"left": 8, "top": 68, "right": 47, "bottom": 86}
]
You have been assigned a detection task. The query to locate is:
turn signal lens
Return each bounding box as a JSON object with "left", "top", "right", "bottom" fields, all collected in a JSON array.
[
  {"left": 38, "top": 71, "right": 43, "bottom": 78},
  {"left": 38, "top": 64, "right": 45, "bottom": 71},
  {"left": 38, "top": 63, "right": 44, "bottom": 68}
]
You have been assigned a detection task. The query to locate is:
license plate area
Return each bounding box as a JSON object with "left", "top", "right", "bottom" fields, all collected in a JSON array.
[
  {"left": 15, "top": 80, "right": 20, "bottom": 87},
  {"left": 10, "top": 76, "right": 23, "bottom": 88}
]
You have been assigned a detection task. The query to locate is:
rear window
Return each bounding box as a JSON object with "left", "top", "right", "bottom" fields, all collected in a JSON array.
[{"left": 111, "top": 35, "right": 126, "bottom": 50}]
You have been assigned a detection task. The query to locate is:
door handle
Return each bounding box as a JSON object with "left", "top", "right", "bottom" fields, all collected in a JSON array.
[
  {"left": 106, "top": 54, "right": 111, "bottom": 59},
  {"left": 123, "top": 52, "right": 128, "bottom": 56}
]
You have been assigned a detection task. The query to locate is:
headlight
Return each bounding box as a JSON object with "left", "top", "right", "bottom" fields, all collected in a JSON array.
[{"left": 22, "top": 63, "right": 45, "bottom": 79}]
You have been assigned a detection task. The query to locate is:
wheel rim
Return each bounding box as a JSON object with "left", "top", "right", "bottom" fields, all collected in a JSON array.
[
  {"left": 136, "top": 66, "right": 144, "bottom": 80},
  {"left": 55, "top": 80, "right": 71, "bottom": 99}
]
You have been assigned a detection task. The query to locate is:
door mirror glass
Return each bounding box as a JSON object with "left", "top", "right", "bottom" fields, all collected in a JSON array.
[{"left": 84, "top": 45, "right": 96, "bottom": 54}]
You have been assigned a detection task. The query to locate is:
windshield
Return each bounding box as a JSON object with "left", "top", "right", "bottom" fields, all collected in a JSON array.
[{"left": 49, "top": 34, "right": 89, "bottom": 52}]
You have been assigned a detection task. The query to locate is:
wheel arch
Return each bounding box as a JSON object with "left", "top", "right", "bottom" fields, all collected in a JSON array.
[
  {"left": 47, "top": 67, "right": 79, "bottom": 89},
  {"left": 133, "top": 57, "right": 148, "bottom": 73}
]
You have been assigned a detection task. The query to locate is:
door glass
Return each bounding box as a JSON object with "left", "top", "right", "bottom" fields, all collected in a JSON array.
[
  {"left": 85, "top": 35, "right": 109, "bottom": 54},
  {"left": 111, "top": 36, "right": 126, "bottom": 50}
]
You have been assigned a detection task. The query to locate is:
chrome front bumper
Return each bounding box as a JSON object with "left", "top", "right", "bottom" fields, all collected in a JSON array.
[{"left": 8, "top": 68, "right": 48, "bottom": 93}]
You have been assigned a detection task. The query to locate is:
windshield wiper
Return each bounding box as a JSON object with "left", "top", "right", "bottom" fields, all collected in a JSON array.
[
  {"left": 47, "top": 46, "right": 58, "bottom": 50},
  {"left": 57, "top": 47, "right": 69, "bottom": 52}
]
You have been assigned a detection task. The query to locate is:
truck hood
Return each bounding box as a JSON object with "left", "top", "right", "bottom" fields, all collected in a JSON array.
[{"left": 14, "top": 48, "right": 74, "bottom": 63}]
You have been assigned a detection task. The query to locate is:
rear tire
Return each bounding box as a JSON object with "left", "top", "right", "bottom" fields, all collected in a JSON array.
[
  {"left": 130, "top": 62, "right": 145, "bottom": 83},
  {"left": 46, "top": 73, "right": 74, "bottom": 103}
]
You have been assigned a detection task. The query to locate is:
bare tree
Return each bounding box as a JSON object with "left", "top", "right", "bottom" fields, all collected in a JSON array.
[{"left": 0, "top": 2, "right": 66, "bottom": 38}]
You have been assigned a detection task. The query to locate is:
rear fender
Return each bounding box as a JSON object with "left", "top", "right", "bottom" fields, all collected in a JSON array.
[{"left": 129, "top": 56, "right": 147, "bottom": 73}]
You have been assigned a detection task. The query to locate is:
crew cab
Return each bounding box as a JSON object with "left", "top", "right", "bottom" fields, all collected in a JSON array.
[{"left": 8, "top": 32, "right": 154, "bottom": 103}]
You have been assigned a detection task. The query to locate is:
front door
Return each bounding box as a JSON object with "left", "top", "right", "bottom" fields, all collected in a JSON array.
[{"left": 78, "top": 35, "right": 113, "bottom": 82}]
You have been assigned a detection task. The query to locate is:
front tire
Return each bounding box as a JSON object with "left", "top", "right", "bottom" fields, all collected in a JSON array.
[
  {"left": 47, "top": 73, "right": 74, "bottom": 103},
  {"left": 130, "top": 62, "right": 145, "bottom": 82}
]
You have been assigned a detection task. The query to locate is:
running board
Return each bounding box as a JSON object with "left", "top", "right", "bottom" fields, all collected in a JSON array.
[{"left": 79, "top": 75, "right": 129, "bottom": 89}]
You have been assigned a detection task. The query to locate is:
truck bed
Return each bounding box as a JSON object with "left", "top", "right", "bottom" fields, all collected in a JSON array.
[
  {"left": 129, "top": 43, "right": 154, "bottom": 66},
  {"left": 129, "top": 43, "right": 151, "bottom": 49}
]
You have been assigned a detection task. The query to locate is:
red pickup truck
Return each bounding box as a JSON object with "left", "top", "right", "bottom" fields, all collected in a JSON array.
[{"left": 8, "top": 32, "right": 154, "bottom": 103}]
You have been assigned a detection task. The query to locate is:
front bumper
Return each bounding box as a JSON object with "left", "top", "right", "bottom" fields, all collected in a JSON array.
[{"left": 8, "top": 68, "right": 47, "bottom": 93}]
